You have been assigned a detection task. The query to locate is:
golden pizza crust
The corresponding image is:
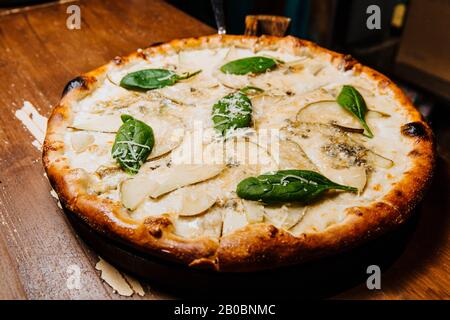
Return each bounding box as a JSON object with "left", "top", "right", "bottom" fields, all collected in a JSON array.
[{"left": 43, "top": 35, "right": 434, "bottom": 272}]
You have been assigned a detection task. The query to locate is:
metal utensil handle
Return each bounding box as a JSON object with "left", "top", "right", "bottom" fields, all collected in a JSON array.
[{"left": 211, "top": 0, "right": 226, "bottom": 34}]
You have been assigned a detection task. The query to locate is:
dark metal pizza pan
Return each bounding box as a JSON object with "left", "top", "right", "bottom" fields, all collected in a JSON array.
[{"left": 65, "top": 206, "right": 419, "bottom": 299}]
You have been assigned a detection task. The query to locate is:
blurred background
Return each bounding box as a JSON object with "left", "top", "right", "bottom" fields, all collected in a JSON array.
[{"left": 1, "top": 0, "right": 449, "bottom": 154}]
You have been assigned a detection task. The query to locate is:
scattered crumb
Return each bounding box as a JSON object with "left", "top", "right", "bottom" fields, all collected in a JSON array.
[
  {"left": 50, "top": 189, "right": 63, "bottom": 209},
  {"left": 95, "top": 257, "right": 145, "bottom": 297},
  {"left": 123, "top": 274, "right": 145, "bottom": 297},
  {"left": 14, "top": 101, "right": 48, "bottom": 150},
  {"left": 50, "top": 189, "right": 58, "bottom": 199}
]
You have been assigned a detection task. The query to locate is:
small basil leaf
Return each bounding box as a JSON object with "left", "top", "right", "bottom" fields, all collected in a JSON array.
[
  {"left": 112, "top": 115, "right": 154, "bottom": 174},
  {"left": 120, "top": 69, "right": 201, "bottom": 91},
  {"left": 236, "top": 170, "right": 357, "bottom": 203},
  {"left": 239, "top": 86, "right": 264, "bottom": 95},
  {"left": 337, "top": 85, "right": 374, "bottom": 138},
  {"left": 212, "top": 92, "right": 252, "bottom": 136},
  {"left": 220, "top": 56, "right": 277, "bottom": 75}
]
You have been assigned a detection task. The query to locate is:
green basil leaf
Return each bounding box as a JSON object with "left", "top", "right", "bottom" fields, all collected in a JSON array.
[
  {"left": 111, "top": 114, "right": 154, "bottom": 174},
  {"left": 239, "top": 85, "right": 264, "bottom": 95},
  {"left": 236, "top": 170, "right": 357, "bottom": 203},
  {"left": 120, "top": 69, "right": 201, "bottom": 91},
  {"left": 212, "top": 92, "right": 252, "bottom": 136},
  {"left": 337, "top": 85, "right": 374, "bottom": 138},
  {"left": 220, "top": 56, "right": 277, "bottom": 75}
]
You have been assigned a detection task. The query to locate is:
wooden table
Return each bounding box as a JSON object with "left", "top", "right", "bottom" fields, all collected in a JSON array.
[{"left": 0, "top": 0, "right": 448, "bottom": 300}]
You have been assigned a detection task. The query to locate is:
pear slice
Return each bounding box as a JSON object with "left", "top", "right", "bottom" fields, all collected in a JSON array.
[
  {"left": 278, "top": 139, "right": 317, "bottom": 171},
  {"left": 143, "top": 115, "right": 184, "bottom": 159},
  {"left": 242, "top": 200, "right": 264, "bottom": 223},
  {"left": 158, "top": 78, "right": 223, "bottom": 105},
  {"left": 120, "top": 162, "right": 225, "bottom": 210},
  {"left": 289, "top": 124, "right": 367, "bottom": 191},
  {"left": 71, "top": 132, "right": 95, "bottom": 153},
  {"left": 70, "top": 114, "right": 122, "bottom": 133},
  {"left": 177, "top": 190, "right": 217, "bottom": 216},
  {"left": 296, "top": 100, "right": 361, "bottom": 130},
  {"left": 214, "top": 48, "right": 250, "bottom": 89},
  {"left": 120, "top": 175, "right": 159, "bottom": 210},
  {"left": 264, "top": 204, "right": 306, "bottom": 230},
  {"left": 146, "top": 163, "right": 225, "bottom": 198},
  {"left": 223, "top": 46, "right": 242, "bottom": 62},
  {"left": 222, "top": 207, "right": 249, "bottom": 235},
  {"left": 212, "top": 139, "right": 279, "bottom": 194},
  {"left": 213, "top": 71, "right": 249, "bottom": 89},
  {"left": 71, "top": 113, "right": 184, "bottom": 159},
  {"left": 367, "top": 150, "right": 394, "bottom": 169},
  {"left": 172, "top": 206, "right": 223, "bottom": 240},
  {"left": 132, "top": 183, "right": 217, "bottom": 218}
]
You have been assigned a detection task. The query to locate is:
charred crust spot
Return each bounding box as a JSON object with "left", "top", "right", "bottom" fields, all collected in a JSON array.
[
  {"left": 375, "top": 202, "right": 387, "bottom": 210},
  {"left": 378, "top": 79, "right": 391, "bottom": 90},
  {"left": 61, "top": 76, "right": 93, "bottom": 97},
  {"left": 268, "top": 225, "right": 278, "bottom": 238},
  {"left": 144, "top": 216, "right": 171, "bottom": 238},
  {"left": 395, "top": 190, "right": 403, "bottom": 198},
  {"left": 113, "top": 56, "right": 123, "bottom": 65},
  {"left": 408, "top": 149, "right": 422, "bottom": 157},
  {"left": 354, "top": 209, "right": 364, "bottom": 217},
  {"left": 342, "top": 54, "right": 357, "bottom": 71},
  {"left": 148, "top": 41, "right": 163, "bottom": 48},
  {"left": 136, "top": 51, "right": 147, "bottom": 60},
  {"left": 401, "top": 122, "right": 428, "bottom": 139},
  {"left": 45, "top": 142, "right": 63, "bottom": 152},
  {"left": 149, "top": 228, "right": 162, "bottom": 238}
]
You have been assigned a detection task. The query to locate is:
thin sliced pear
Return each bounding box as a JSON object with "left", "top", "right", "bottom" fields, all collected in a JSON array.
[
  {"left": 213, "top": 71, "right": 249, "bottom": 89},
  {"left": 71, "top": 113, "right": 184, "bottom": 159},
  {"left": 367, "top": 150, "right": 394, "bottom": 169},
  {"left": 213, "top": 47, "right": 251, "bottom": 88},
  {"left": 120, "top": 175, "right": 159, "bottom": 210},
  {"left": 178, "top": 191, "right": 216, "bottom": 216},
  {"left": 212, "top": 139, "right": 278, "bottom": 192},
  {"left": 321, "top": 166, "right": 367, "bottom": 191},
  {"left": 278, "top": 139, "right": 317, "bottom": 171},
  {"left": 120, "top": 163, "right": 224, "bottom": 210},
  {"left": 147, "top": 164, "right": 225, "bottom": 198},
  {"left": 93, "top": 166, "right": 128, "bottom": 193},
  {"left": 158, "top": 79, "right": 222, "bottom": 105},
  {"left": 282, "top": 57, "right": 308, "bottom": 72},
  {"left": 223, "top": 46, "right": 241, "bottom": 62},
  {"left": 70, "top": 114, "right": 122, "bottom": 133},
  {"left": 306, "top": 62, "right": 325, "bottom": 75},
  {"left": 296, "top": 100, "right": 361, "bottom": 130},
  {"left": 133, "top": 183, "right": 217, "bottom": 218},
  {"left": 71, "top": 132, "right": 95, "bottom": 153},
  {"left": 172, "top": 207, "right": 223, "bottom": 239},
  {"left": 289, "top": 126, "right": 367, "bottom": 191},
  {"left": 242, "top": 200, "right": 264, "bottom": 223},
  {"left": 143, "top": 115, "right": 184, "bottom": 159},
  {"left": 264, "top": 204, "right": 306, "bottom": 230},
  {"left": 222, "top": 207, "right": 248, "bottom": 235},
  {"left": 367, "top": 109, "right": 391, "bottom": 119}
]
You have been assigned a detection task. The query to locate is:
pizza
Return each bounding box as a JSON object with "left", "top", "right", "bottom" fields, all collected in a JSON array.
[{"left": 43, "top": 35, "right": 434, "bottom": 272}]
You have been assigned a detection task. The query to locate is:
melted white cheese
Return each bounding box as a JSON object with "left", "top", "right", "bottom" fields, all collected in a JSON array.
[{"left": 64, "top": 45, "right": 415, "bottom": 239}]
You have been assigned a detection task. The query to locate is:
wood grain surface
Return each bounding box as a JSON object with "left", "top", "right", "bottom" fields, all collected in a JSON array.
[{"left": 0, "top": 0, "right": 448, "bottom": 300}]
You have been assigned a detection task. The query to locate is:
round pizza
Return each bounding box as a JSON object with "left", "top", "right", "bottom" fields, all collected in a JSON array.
[{"left": 43, "top": 35, "right": 434, "bottom": 272}]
